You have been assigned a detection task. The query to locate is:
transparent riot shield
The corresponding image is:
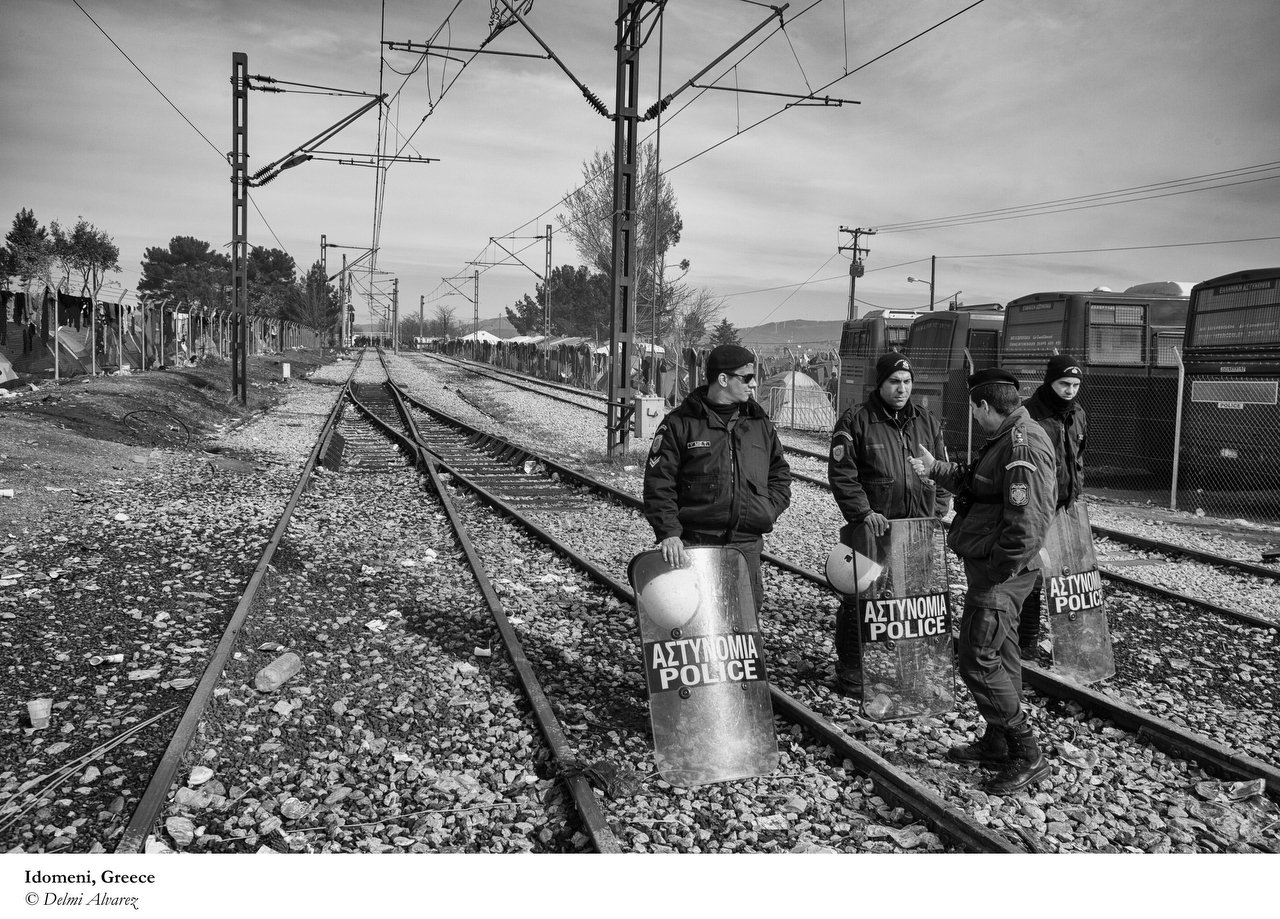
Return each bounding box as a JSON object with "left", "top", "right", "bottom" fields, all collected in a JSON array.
[
  {"left": 831, "top": 518, "right": 955, "bottom": 722},
  {"left": 627, "top": 547, "right": 778, "bottom": 786},
  {"left": 1040, "top": 501, "right": 1115, "bottom": 683}
]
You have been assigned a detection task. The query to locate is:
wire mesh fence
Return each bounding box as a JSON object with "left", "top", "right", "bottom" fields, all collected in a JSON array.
[
  {"left": 3, "top": 288, "right": 307, "bottom": 385},
  {"left": 1173, "top": 362, "right": 1280, "bottom": 519}
]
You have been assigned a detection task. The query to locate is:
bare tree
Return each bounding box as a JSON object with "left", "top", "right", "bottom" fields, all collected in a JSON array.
[
  {"left": 432, "top": 303, "right": 456, "bottom": 338},
  {"left": 557, "top": 144, "right": 683, "bottom": 338}
]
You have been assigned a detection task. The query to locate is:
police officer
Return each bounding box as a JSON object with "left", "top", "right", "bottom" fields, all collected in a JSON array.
[
  {"left": 643, "top": 344, "right": 792, "bottom": 611},
  {"left": 827, "top": 351, "right": 950, "bottom": 695},
  {"left": 910, "top": 368, "right": 1057, "bottom": 794},
  {"left": 1018, "top": 354, "right": 1088, "bottom": 659}
]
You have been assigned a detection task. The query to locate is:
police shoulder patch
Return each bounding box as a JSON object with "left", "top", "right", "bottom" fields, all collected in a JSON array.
[
  {"left": 1009, "top": 482, "right": 1029, "bottom": 506},
  {"left": 832, "top": 444, "right": 845, "bottom": 462}
]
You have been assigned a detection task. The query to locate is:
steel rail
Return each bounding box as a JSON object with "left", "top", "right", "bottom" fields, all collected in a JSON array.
[
  {"left": 392, "top": 382, "right": 1280, "bottom": 804},
  {"left": 1091, "top": 523, "right": 1280, "bottom": 581},
  {"left": 350, "top": 375, "right": 623, "bottom": 852},
  {"left": 386, "top": 382, "right": 1020, "bottom": 852},
  {"left": 784, "top": 443, "right": 830, "bottom": 462},
  {"left": 1021, "top": 661, "right": 1280, "bottom": 797},
  {"left": 426, "top": 352, "right": 608, "bottom": 413},
  {"left": 1102, "top": 568, "right": 1278, "bottom": 632},
  {"left": 426, "top": 352, "right": 586, "bottom": 394},
  {"left": 116, "top": 371, "right": 355, "bottom": 853},
  {"left": 786, "top": 469, "right": 1278, "bottom": 631},
  {"left": 397, "top": 386, "right": 830, "bottom": 583}
]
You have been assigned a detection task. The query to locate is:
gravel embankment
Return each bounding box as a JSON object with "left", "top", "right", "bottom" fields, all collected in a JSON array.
[{"left": 0, "top": 373, "right": 346, "bottom": 853}]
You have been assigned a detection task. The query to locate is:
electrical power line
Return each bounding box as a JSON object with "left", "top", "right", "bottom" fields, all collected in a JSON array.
[
  {"left": 70, "top": 0, "right": 293, "bottom": 263},
  {"left": 878, "top": 163, "right": 1280, "bottom": 233}
]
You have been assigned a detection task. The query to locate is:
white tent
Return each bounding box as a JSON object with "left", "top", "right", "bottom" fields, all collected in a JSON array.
[
  {"left": 757, "top": 370, "right": 836, "bottom": 431},
  {"left": 0, "top": 352, "right": 17, "bottom": 386},
  {"left": 457, "top": 330, "right": 502, "bottom": 343},
  {"left": 593, "top": 341, "right": 665, "bottom": 355}
]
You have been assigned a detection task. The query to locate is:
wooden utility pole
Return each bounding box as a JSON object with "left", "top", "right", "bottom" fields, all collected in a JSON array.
[{"left": 838, "top": 226, "right": 876, "bottom": 322}]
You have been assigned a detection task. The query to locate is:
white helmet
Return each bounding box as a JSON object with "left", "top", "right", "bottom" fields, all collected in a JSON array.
[
  {"left": 638, "top": 566, "right": 702, "bottom": 630},
  {"left": 825, "top": 542, "right": 883, "bottom": 596}
]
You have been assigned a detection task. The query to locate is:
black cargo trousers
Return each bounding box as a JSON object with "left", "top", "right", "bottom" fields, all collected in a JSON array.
[{"left": 959, "top": 559, "right": 1040, "bottom": 730}]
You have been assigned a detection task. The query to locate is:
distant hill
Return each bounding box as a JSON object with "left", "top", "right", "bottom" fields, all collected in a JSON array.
[
  {"left": 737, "top": 319, "right": 843, "bottom": 350},
  {"left": 368, "top": 315, "right": 844, "bottom": 347},
  {"left": 475, "top": 315, "right": 843, "bottom": 346}
]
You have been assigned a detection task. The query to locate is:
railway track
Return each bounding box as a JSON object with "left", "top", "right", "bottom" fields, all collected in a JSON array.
[
  {"left": 392, "top": 353, "right": 1280, "bottom": 852},
  {"left": 425, "top": 352, "right": 609, "bottom": 415},
  {"left": 93, "top": 370, "right": 615, "bottom": 854},
  {"left": 372, "top": 365, "right": 1015, "bottom": 853}
]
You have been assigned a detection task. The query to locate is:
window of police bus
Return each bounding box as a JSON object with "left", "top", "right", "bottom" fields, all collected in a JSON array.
[
  {"left": 886, "top": 324, "right": 911, "bottom": 353},
  {"left": 907, "top": 317, "right": 953, "bottom": 372},
  {"left": 1088, "top": 302, "right": 1145, "bottom": 364},
  {"left": 1004, "top": 300, "right": 1066, "bottom": 356},
  {"left": 1187, "top": 278, "right": 1280, "bottom": 349},
  {"left": 844, "top": 327, "right": 870, "bottom": 357}
]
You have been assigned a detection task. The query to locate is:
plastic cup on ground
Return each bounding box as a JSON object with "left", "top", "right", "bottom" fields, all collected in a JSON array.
[{"left": 27, "top": 698, "right": 52, "bottom": 729}]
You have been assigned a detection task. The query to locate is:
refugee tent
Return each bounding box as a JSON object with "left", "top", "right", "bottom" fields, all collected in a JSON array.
[
  {"left": 757, "top": 370, "right": 836, "bottom": 431},
  {"left": 457, "top": 329, "right": 502, "bottom": 343}
]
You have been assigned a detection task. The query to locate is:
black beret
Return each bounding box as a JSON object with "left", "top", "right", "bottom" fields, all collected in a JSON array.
[
  {"left": 967, "top": 367, "right": 1020, "bottom": 390},
  {"left": 706, "top": 344, "right": 756, "bottom": 378}
]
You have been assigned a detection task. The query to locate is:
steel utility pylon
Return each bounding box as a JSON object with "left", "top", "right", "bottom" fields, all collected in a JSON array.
[
  {"left": 606, "top": 0, "right": 648, "bottom": 456},
  {"left": 231, "top": 52, "right": 249, "bottom": 404}
]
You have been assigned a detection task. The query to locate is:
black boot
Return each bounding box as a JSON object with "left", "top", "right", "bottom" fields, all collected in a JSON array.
[
  {"left": 834, "top": 597, "right": 863, "bottom": 696},
  {"left": 834, "top": 665, "right": 863, "bottom": 697},
  {"left": 946, "top": 726, "right": 1009, "bottom": 769},
  {"left": 985, "top": 723, "right": 1050, "bottom": 794}
]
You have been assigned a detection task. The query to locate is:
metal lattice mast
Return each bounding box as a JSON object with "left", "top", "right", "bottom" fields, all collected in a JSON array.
[
  {"left": 544, "top": 224, "right": 552, "bottom": 338},
  {"left": 230, "top": 52, "right": 249, "bottom": 404},
  {"left": 607, "top": 1, "right": 645, "bottom": 455}
]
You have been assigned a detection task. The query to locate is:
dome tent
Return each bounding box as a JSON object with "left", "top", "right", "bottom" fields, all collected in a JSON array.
[{"left": 757, "top": 370, "right": 836, "bottom": 431}]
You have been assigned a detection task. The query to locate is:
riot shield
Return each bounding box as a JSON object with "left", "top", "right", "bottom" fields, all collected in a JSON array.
[
  {"left": 830, "top": 518, "right": 956, "bottom": 722},
  {"left": 627, "top": 547, "right": 778, "bottom": 786},
  {"left": 1039, "top": 501, "right": 1115, "bottom": 683}
]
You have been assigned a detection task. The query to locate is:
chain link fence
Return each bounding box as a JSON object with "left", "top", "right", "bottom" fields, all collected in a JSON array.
[
  {"left": 4, "top": 288, "right": 315, "bottom": 386},
  {"left": 1173, "top": 359, "right": 1280, "bottom": 519},
  {"left": 894, "top": 342, "right": 1280, "bottom": 521}
]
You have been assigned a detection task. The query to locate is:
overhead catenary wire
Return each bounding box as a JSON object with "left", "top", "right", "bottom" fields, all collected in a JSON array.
[
  {"left": 440, "top": 0, "right": 946, "bottom": 291},
  {"left": 70, "top": 0, "right": 293, "bottom": 268}
]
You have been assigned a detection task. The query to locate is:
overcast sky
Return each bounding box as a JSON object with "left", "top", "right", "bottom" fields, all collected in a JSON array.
[{"left": 3, "top": 0, "right": 1278, "bottom": 341}]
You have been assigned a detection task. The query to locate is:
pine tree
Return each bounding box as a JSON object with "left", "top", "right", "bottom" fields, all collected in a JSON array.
[{"left": 708, "top": 317, "right": 741, "bottom": 347}]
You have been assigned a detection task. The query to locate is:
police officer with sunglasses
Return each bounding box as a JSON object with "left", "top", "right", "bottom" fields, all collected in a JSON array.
[{"left": 643, "top": 344, "right": 792, "bottom": 611}]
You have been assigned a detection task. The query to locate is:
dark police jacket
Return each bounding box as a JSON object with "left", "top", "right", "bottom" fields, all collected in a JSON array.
[
  {"left": 929, "top": 406, "right": 1057, "bottom": 582},
  {"left": 643, "top": 386, "right": 791, "bottom": 542},
  {"left": 828, "top": 394, "right": 950, "bottom": 532},
  {"left": 1023, "top": 386, "right": 1087, "bottom": 509}
]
